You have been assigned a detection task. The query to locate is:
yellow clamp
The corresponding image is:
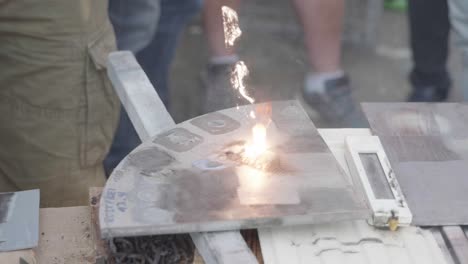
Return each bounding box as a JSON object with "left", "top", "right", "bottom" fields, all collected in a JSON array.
[{"left": 388, "top": 217, "right": 399, "bottom": 231}]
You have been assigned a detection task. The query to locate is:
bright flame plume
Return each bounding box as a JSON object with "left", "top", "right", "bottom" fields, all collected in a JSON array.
[{"left": 244, "top": 123, "right": 267, "bottom": 160}]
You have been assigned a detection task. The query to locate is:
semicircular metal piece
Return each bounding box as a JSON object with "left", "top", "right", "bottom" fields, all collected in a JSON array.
[{"left": 100, "top": 101, "right": 369, "bottom": 238}]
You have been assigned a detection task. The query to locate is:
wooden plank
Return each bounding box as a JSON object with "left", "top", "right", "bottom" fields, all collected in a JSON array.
[
  {"left": 89, "top": 188, "right": 113, "bottom": 264},
  {"left": 107, "top": 51, "right": 175, "bottom": 142},
  {"left": 431, "top": 228, "right": 457, "bottom": 264},
  {"left": 107, "top": 51, "right": 257, "bottom": 264},
  {"left": 441, "top": 226, "right": 468, "bottom": 264},
  {"left": 191, "top": 232, "right": 258, "bottom": 264}
]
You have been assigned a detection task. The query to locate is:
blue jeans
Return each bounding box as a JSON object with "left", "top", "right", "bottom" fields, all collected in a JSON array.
[
  {"left": 408, "top": 0, "right": 451, "bottom": 94},
  {"left": 105, "top": 0, "right": 203, "bottom": 175}
]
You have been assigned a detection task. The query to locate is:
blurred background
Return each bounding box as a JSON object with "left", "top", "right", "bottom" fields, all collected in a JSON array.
[{"left": 169, "top": 0, "right": 462, "bottom": 125}]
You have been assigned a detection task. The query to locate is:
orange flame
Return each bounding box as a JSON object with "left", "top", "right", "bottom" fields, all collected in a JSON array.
[{"left": 243, "top": 103, "right": 272, "bottom": 164}]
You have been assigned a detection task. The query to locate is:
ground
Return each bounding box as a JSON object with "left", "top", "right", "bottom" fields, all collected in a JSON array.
[{"left": 169, "top": 0, "right": 462, "bottom": 126}]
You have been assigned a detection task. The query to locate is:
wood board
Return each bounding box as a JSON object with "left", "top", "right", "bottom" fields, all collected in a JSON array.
[{"left": 35, "top": 206, "right": 96, "bottom": 264}]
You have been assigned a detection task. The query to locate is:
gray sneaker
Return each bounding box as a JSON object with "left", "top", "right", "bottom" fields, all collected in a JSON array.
[
  {"left": 301, "top": 75, "right": 368, "bottom": 128},
  {"left": 201, "top": 63, "right": 238, "bottom": 113}
]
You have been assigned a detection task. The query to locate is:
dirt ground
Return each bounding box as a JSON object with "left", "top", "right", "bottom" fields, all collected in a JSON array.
[{"left": 169, "top": 1, "right": 462, "bottom": 126}]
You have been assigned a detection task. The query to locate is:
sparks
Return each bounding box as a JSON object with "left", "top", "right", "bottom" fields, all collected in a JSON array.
[
  {"left": 220, "top": 5, "right": 271, "bottom": 170},
  {"left": 231, "top": 61, "right": 255, "bottom": 104},
  {"left": 222, "top": 6, "right": 242, "bottom": 48}
]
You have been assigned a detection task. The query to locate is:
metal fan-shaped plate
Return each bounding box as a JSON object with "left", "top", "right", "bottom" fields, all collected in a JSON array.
[{"left": 100, "top": 101, "right": 369, "bottom": 238}]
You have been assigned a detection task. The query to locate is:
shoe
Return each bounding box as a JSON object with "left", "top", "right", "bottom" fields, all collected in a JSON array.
[
  {"left": 407, "top": 86, "right": 449, "bottom": 102},
  {"left": 407, "top": 70, "right": 451, "bottom": 102},
  {"left": 201, "top": 63, "right": 239, "bottom": 113},
  {"left": 301, "top": 75, "right": 367, "bottom": 128}
]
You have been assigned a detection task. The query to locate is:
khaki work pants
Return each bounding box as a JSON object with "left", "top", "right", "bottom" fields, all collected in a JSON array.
[{"left": 0, "top": 0, "right": 120, "bottom": 207}]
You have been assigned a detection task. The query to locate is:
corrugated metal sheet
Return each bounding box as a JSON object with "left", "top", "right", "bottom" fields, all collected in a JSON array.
[
  {"left": 257, "top": 129, "right": 450, "bottom": 264},
  {"left": 258, "top": 221, "right": 448, "bottom": 264}
]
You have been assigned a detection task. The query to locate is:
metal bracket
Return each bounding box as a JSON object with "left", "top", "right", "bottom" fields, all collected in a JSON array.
[{"left": 345, "top": 136, "right": 412, "bottom": 230}]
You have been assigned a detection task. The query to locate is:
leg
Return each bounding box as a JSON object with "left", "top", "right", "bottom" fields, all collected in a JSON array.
[
  {"left": 448, "top": 0, "right": 468, "bottom": 101},
  {"left": 108, "top": 0, "right": 161, "bottom": 53},
  {"left": 106, "top": 0, "right": 163, "bottom": 176},
  {"left": 0, "top": 0, "right": 119, "bottom": 206},
  {"left": 408, "top": 0, "right": 451, "bottom": 102},
  {"left": 201, "top": 0, "right": 244, "bottom": 113},
  {"left": 291, "top": 0, "right": 344, "bottom": 73},
  {"left": 137, "top": 0, "right": 203, "bottom": 105},
  {"left": 293, "top": 0, "right": 366, "bottom": 127},
  {"left": 105, "top": 0, "right": 202, "bottom": 175},
  {"left": 203, "top": 0, "right": 241, "bottom": 58},
  {"left": 103, "top": 109, "right": 141, "bottom": 176}
]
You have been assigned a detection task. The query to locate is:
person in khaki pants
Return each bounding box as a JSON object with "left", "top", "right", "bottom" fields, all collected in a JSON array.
[{"left": 0, "top": 0, "right": 120, "bottom": 207}]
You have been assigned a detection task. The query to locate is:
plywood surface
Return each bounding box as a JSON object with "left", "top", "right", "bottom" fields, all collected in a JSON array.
[
  {"left": 35, "top": 207, "right": 95, "bottom": 264},
  {"left": 0, "top": 249, "right": 36, "bottom": 264},
  {"left": 100, "top": 101, "right": 369, "bottom": 238}
]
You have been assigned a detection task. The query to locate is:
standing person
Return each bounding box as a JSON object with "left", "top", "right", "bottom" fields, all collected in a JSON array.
[
  {"left": 202, "top": 0, "right": 365, "bottom": 127},
  {"left": 105, "top": 0, "right": 203, "bottom": 175},
  {"left": 0, "top": 0, "right": 120, "bottom": 207},
  {"left": 407, "top": 0, "right": 452, "bottom": 102},
  {"left": 407, "top": 0, "right": 468, "bottom": 102}
]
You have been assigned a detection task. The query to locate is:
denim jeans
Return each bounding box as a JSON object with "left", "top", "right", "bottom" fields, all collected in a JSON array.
[
  {"left": 408, "top": 0, "right": 468, "bottom": 100},
  {"left": 105, "top": 0, "right": 203, "bottom": 175},
  {"left": 408, "top": 0, "right": 451, "bottom": 91}
]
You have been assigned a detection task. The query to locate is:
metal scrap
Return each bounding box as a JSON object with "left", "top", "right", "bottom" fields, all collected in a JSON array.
[{"left": 108, "top": 234, "right": 194, "bottom": 264}]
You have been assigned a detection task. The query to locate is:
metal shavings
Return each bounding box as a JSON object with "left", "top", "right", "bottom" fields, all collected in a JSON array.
[
  {"left": 109, "top": 234, "right": 194, "bottom": 264},
  {"left": 222, "top": 141, "right": 280, "bottom": 171}
]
